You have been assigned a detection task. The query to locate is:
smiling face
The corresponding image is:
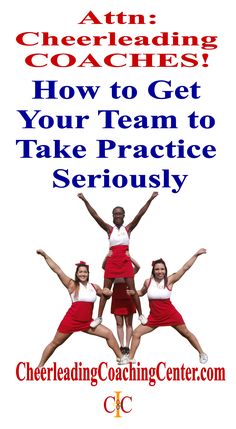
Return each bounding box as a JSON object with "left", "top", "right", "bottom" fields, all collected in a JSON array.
[
  {"left": 76, "top": 265, "right": 89, "bottom": 283},
  {"left": 153, "top": 263, "right": 166, "bottom": 281},
  {"left": 151, "top": 258, "right": 168, "bottom": 284},
  {"left": 112, "top": 207, "right": 125, "bottom": 227}
]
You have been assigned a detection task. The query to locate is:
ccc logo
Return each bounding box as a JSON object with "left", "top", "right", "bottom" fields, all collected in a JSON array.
[{"left": 104, "top": 391, "right": 132, "bottom": 417}]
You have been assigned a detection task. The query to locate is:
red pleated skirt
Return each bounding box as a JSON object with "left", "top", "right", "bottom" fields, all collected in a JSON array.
[
  {"left": 104, "top": 245, "right": 134, "bottom": 279},
  {"left": 111, "top": 282, "right": 136, "bottom": 315},
  {"left": 146, "top": 299, "right": 184, "bottom": 328},
  {"left": 58, "top": 301, "right": 94, "bottom": 334}
]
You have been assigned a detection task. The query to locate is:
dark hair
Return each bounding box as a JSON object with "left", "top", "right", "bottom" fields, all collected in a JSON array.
[
  {"left": 112, "top": 206, "right": 125, "bottom": 215},
  {"left": 75, "top": 263, "right": 89, "bottom": 284},
  {"left": 151, "top": 258, "right": 168, "bottom": 288}
]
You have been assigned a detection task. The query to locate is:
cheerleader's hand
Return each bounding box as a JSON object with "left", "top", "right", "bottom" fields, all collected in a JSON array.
[
  {"left": 36, "top": 249, "right": 46, "bottom": 257},
  {"left": 151, "top": 191, "right": 158, "bottom": 199},
  {"left": 103, "top": 288, "right": 113, "bottom": 297},
  {"left": 195, "top": 248, "right": 207, "bottom": 256},
  {"left": 77, "top": 193, "right": 86, "bottom": 202},
  {"left": 126, "top": 289, "right": 135, "bottom": 296}
]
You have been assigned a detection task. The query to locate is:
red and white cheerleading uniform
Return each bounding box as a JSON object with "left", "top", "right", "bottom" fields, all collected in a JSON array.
[
  {"left": 111, "top": 278, "right": 136, "bottom": 316},
  {"left": 104, "top": 226, "right": 134, "bottom": 279},
  {"left": 146, "top": 279, "right": 184, "bottom": 328},
  {"left": 58, "top": 282, "right": 97, "bottom": 334}
]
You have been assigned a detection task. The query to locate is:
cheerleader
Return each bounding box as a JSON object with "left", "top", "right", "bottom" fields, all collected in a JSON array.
[
  {"left": 102, "top": 256, "right": 140, "bottom": 355},
  {"left": 78, "top": 192, "right": 158, "bottom": 327},
  {"left": 36, "top": 250, "right": 129, "bottom": 367},
  {"left": 129, "top": 248, "right": 208, "bottom": 364}
]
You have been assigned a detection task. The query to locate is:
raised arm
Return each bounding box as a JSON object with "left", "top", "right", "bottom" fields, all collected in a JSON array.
[
  {"left": 168, "top": 248, "right": 207, "bottom": 287},
  {"left": 78, "top": 193, "right": 111, "bottom": 232},
  {"left": 36, "top": 249, "right": 72, "bottom": 290},
  {"left": 126, "top": 192, "right": 158, "bottom": 232}
]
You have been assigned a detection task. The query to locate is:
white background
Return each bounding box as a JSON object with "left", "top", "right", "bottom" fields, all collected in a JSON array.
[{"left": 2, "top": 1, "right": 235, "bottom": 428}]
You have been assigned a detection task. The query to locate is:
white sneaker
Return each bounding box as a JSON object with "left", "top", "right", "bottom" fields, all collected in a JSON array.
[
  {"left": 199, "top": 352, "right": 208, "bottom": 364},
  {"left": 117, "top": 355, "right": 129, "bottom": 365},
  {"left": 90, "top": 317, "right": 102, "bottom": 328},
  {"left": 139, "top": 314, "right": 147, "bottom": 325},
  {"left": 129, "top": 358, "right": 136, "bottom": 364}
]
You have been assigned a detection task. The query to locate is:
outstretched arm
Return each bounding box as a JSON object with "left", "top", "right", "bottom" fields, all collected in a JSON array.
[
  {"left": 126, "top": 192, "right": 158, "bottom": 232},
  {"left": 168, "top": 248, "right": 207, "bottom": 286},
  {"left": 91, "top": 284, "right": 109, "bottom": 297},
  {"left": 78, "top": 193, "right": 111, "bottom": 232},
  {"left": 36, "top": 249, "right": 72, "bottom": 289}
]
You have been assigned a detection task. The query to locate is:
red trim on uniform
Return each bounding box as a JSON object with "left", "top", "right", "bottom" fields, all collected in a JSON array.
[
  {"left": 90, "top": 283, "right": 96, "bottom": 291},
  {"left": 108, "top": 226, "right": 114, "bottom": 237}
]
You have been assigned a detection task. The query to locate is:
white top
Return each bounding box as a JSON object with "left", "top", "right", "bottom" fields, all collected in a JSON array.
[
  {"left": 109, "top": 226, "right": 130, "bottom": 247},
  {"left": 70, "top": 282, "right": 97, "bottom": 303},
  {"left": 147, "top": 279, "right": 172, "bottom": 300}
]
